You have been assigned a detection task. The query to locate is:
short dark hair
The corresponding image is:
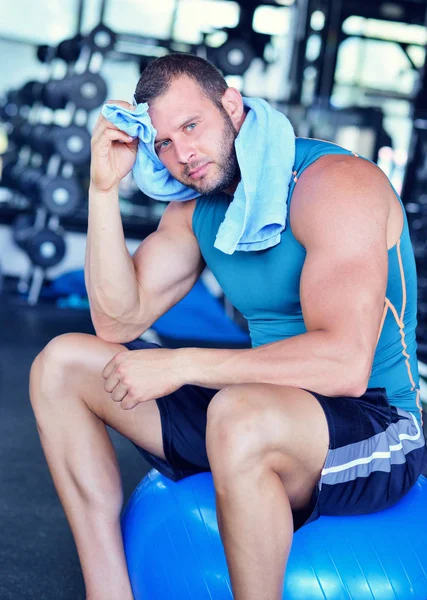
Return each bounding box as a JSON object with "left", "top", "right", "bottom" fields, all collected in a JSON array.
[{"left": 134, "top": 53, "right": 228, "bottom": 110}]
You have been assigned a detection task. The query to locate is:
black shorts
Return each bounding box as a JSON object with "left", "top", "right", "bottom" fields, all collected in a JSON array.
[{"left": 124, "top": 339, "right": 427, "bottom": 529}]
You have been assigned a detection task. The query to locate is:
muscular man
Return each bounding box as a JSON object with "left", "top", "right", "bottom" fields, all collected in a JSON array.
[{"left": 30, "top": 54, "right": 427, "bottom": 600}]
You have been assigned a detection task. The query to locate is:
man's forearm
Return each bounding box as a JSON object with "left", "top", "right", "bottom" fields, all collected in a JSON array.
[
  {"left": 179, "top": 330, "right": 369, "bottom": 398},
  {"left": 86, "top": 186, "right": 140, "bottom": 334}
]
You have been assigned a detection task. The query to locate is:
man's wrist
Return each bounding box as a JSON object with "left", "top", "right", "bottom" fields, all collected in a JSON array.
[
  {"left": 88, "top": 183, "right": 120, "bottom": 200},
  {"left": 174, "top": 347, "right": 199, "bottom": 387}
]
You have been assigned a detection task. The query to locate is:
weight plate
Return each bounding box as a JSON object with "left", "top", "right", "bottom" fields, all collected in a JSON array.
[
  {"left": 52, "top": 125, "right": 91, "bottom": 166},
  {"left": 87, "top": 24, "right": 117, "bottom": 53},
  {"left": 57, "top": 34, "right": 83, "bottom": 64},
  {"left": 36, "top": 44, "right": 55, "bottom": 64},
  {"left": 19, "top": 80, "right": 43, "bottom": 106},
  {"left": 26, "top": 228, "right": 66, "bottom": 268},
  {"left": 30, "top": 124, "right": 54, "bottom": 157},
  {"left": 12, "top": 213, "right": 35, "bottom": 250},
  {"left": 67, "top": 72, "right": 108, "bottom": 111},
  {"left": 17, "top": 167, "right": 44, "bottom": 204},
  {"left": 214, "top": 38, "right": 255, "bottom": 76},
  {"left": 41, "top": 79, "right": 69, "bottom": 110},
  {"left": 40, "top": 175, "right": 82, "bottom": 217}
]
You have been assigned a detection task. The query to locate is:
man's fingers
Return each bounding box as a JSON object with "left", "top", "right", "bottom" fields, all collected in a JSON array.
[
  {"left": 120, "top": 395, "right": 139, "bottom": 410},
  {"left": 104, "top": 129, "right": 135, "bottom": 144},
  {"left": 92, "top": 122, "right": 135, "bottom": 147},
  {"left": 102, "top": 356, "right": 117, "bottom": 380},
  {"left": 110, "top": 383, "right": 128, "bottom": 403},
  {"left": 103, "top": 372, "right": 121, "bottom": 393}
]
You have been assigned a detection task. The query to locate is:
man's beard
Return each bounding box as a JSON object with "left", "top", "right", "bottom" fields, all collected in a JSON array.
[{"left": 180, "top": 111, "right": 239, "bottom": 196}]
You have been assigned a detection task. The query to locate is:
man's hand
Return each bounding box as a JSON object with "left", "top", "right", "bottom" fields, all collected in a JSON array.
[
  {"left": 90, "top": 100, "right": 139, "bottom": 193},
  {"left": 102, "top": 348, "right": 185, "bottom": 410}
]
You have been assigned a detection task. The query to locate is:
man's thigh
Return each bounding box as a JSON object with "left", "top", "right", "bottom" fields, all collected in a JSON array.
[{"left": 207, "top": 383, "right": 330, "bottom": 510}]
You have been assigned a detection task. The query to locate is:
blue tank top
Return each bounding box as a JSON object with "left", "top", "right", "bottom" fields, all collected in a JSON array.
[{"left": 192, "top": 137, "right": 422, "bottom": 422}]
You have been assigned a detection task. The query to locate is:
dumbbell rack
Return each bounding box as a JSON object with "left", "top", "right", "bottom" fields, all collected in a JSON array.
[{"left": 1, "top": 25, "right": 116, "bottom": 305}]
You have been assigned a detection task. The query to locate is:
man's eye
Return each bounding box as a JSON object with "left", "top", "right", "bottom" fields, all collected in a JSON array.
[
  {"left": 186, "top": 123, "right": 196, "bottom": 131},
  {"left": 157, "top": 140, "right": 170, "bottom": 151}
]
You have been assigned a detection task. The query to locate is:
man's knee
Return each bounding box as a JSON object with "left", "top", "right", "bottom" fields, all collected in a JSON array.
[
  {"left": 31, "top": 332, "right": 89, "bottom": 377},
  {"left": 206, "top": 384, "right": 294, "bottom": 475},
  {"left": 30, "top": 333, "right": 96, "bottom": 410}
]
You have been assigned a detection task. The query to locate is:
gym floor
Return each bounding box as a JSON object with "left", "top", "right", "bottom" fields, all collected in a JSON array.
[
  {"left": 0, "top": 292, "right": 151, "bottom": 600},
  {"left": 1, "top": 291, "right": 426, "bottom": 600}
]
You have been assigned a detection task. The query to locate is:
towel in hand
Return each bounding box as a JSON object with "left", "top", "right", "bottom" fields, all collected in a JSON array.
[{"left": 102, "top": 97, "right": 295, "bottom": 254}]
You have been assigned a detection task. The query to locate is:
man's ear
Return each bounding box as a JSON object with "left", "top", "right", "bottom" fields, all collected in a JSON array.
[{"left": 221, "top": 87, "right": 245, "bottom": 130}]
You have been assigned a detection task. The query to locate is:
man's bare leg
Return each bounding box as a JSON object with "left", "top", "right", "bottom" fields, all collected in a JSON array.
[
  {"left": 29, "top": 333, "right": 166, "bottom": 600},
  {"left": 206, "top": 384, "right": 329, "bottom": 600}
]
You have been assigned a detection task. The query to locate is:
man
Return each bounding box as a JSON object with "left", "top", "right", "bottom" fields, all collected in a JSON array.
[{"left": 30, "top": 53, "right": 426, "bottom": 600}]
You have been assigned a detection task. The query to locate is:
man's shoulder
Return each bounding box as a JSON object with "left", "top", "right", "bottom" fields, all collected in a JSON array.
[
  {"left": 293, "top": 153, "right": 389, "bottom": 207},
  {"left": 290, "top": 154, "right": 392, "bottom": 244},
  {"left": 300, "top": 151, "right": 380, "bottom": 180}
]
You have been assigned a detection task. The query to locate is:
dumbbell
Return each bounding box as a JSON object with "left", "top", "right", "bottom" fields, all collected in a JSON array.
[
  {"left": 87, "top": 24, "right": 117, "bottom": 54},
  {"left": 39, "top": 174, "right": 83, "bottom": 217},
  {"left": 13, "top": 213, "right": 66, "bottom": 269},
  {"left": 36, "top": 44, "right": 56, "bottom": 65},
  {"left": 4, "top": 157, "right": 82, "bottom": 217},
  {"left": 40, "top": 71, "right": 108, "bottom": 112},
  {"left": 27, "top": 26, "right": 113, "bottom": 119},
  {"left": 51, "top": 125, "right": 92, "bottom": 165},
  {"left": 65, "top": 24, "right": 116, "bottom": 111},
  {"left": 37, "top": 34, "right": 83, "bottom": 66},
  {"left": 57, "top": 34, "right": 84, "bottom": 64},
  {"left": 28, "top": 123, "right": 91, "bottom": 165},
  {"left": 17, "top": 80, "right": 44, "bottom": 107},
  {"left": 41, "top": 24, "right": 115, "bottom": 113},
  {"left": 9, "top": 117, "right": 91, "bottom": 166},
  {"left": 212, "top": 37, "right": 256, "bottom": 76},
  {"left": 67, "top": 72, "right": 108, "bottom": 111},
  {"left": 1, "top": 159, "right": 30, "bottom": 195},
  {"left": 27, "top": 228, "right": 67, "bottom": 268}
]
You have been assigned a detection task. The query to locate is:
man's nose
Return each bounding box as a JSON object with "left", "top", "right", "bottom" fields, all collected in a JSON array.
[{"left": 174, "top": 138, "right": 196, "bottom": 164}]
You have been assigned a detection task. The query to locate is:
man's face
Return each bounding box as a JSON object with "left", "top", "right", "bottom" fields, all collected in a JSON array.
[{"left": 148, "top": 76, "right": 239, "bottom": 195}]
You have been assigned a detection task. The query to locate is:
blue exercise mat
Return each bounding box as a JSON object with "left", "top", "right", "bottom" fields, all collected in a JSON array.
[{"left": 152, "top": 279, "right": 250, "bottom": 343}]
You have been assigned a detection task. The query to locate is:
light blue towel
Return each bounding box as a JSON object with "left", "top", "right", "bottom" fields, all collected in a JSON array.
[{"left": 102, "top": 97, "right": 295, "bottom": 254}]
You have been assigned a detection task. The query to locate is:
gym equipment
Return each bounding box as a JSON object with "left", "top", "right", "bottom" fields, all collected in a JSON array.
[
  {"left": 67, "top": 72, "right": 108, "bottom": 112},
  {"left": 19, "top": 80, "right": 44, "bottom": 107},
  {"left": 51, "top": 125, "right": 91, "bottom": 166},
  {"left": 39, "top": 174, "right": 82, "bottom": 217},
  {"left": 25, "top": 228, "right": 66, "bottom": 269},
  {"left": 36, "top": 44, "right": 54, "bottom": 65},
  {"left": 87, "top": 23, "right": 117, "bottom": 54},
  {"left": 122, "top": 470, "right": 427, "bottom": 600},
  {"left": 56, "top": 34, "right": 83, "bottom": 64},
  {"left": 12, "top": 209, "right": 68, "bottom": 305},
  {"left": 207, "top": 3, "right": 272, "bottom": 77},
  {"left": 8, "top": 118, "right": 91, "bottom": 167},
  {"left": 12, "top": 213, "right": 66, "bottom": 269},
  {"left": 3, "top": 157, "right": 82, "bottom": 217},
  {"left": 214, "top": 37, "right": 256, "bottom": 76}
]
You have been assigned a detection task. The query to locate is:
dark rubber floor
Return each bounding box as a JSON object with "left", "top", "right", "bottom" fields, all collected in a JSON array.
[{"left": 0, "top": 294, "right": 151, "bottom": 600}]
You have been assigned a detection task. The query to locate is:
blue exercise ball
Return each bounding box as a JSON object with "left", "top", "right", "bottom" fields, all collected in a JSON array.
[{"left": 121, "top": 470, "right": 427, "bottom": 599}]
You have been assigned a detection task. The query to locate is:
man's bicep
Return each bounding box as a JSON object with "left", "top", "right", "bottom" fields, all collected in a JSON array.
[
  {"left": 132, "top": 201, "right": 205, "bottom": 321},
  {"left": 300, "top": 246, "right": 387, "bottom": 352},
  {"left": 295, "top": 160, "right": 389, "bottom": 357}
]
